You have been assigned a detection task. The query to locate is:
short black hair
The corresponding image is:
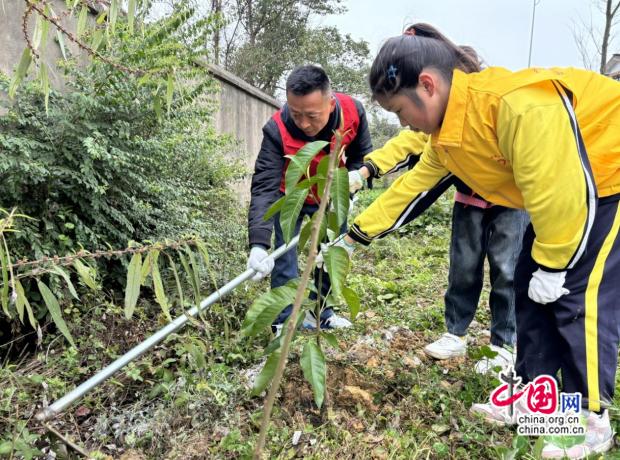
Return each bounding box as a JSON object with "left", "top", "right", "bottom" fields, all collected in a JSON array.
[{"left": 286, "top": 65, "right": 331, "bottom": 96}]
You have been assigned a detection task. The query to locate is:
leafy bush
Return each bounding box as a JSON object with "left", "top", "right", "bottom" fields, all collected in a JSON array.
[
  {"left": 0, "top": 4, "right": 243, "bottom": 262},
  {"left": 0, "top": 4, "right": 251, "bottom": 343}
]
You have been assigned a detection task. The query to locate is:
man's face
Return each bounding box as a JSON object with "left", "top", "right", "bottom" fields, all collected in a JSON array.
[{"left": 287, "top": 89, "right": 336, "bottom": 137}]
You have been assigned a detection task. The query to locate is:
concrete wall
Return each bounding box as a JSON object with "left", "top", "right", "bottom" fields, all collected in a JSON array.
[
  {"left": 0, "top": 0, "right": 86, "bottom": 90},
  {"left": 205, "top": 63, "right": 281, "bottom": 202}
]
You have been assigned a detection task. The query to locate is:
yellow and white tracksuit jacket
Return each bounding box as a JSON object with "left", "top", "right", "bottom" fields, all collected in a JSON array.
[
  {"left": 363, "top": 130, "right": 428, "bottom": 178},
  {"left": 349, "top": 67, "right": 620, "bottom": 270}
]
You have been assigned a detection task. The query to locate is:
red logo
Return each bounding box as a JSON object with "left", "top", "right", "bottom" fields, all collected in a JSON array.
[{"left": 491, "top": 374, "right": 558, "bottom": 414}]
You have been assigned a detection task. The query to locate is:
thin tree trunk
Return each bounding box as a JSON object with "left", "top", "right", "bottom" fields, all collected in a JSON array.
[
  {"left": 600, "top": 0, "right": 620, "bottom": 73},
  {"left": 252, "top": 132, "right": 346, "bottom": 459},
  {"left": 211, "top": 0, "right": 221, "bottom": 65}
]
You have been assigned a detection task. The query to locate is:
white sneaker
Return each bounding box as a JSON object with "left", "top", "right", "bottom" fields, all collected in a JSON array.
[
  {"left": 474, "top": 344, "right": 516, "bottom": 375},
  {"left": 541, "top": 410, "right": 614, "bottom": 459},
  {"left": 423, "top": 333, "right": 467, "bottom": 359},
  {"left": 302, "top": 311, "right": 352, "bottom": 330},
  {"left": 470, "top": 393, "right": 528, "bottom": 426}
]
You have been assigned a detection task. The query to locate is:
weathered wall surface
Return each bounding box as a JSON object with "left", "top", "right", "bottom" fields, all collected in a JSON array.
[
  {"left": 1, "top": 4, "right": 280, "bottom": 202},
  {"left": 205, "top": 64, "right": 281, "bottom": 202},
  {"left": 0, "top": 0, "right": 85, "bottom": 90}
]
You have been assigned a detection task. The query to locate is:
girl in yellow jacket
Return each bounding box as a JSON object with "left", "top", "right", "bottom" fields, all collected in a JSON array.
[
  {"left": 334, "top": 23, "right": 620, "bottom": 458},
  {"left": 351, "top": 129, "right": 527, "bottom": 372}
]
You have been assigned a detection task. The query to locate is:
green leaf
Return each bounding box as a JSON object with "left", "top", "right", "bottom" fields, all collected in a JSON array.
[
  {"left": 323, "top": 246, "right": 349, "bottom": 298},
  {"left": 332, "top": 167, "right": 349, "bottom": 227},
  {"left": 300, "top": 341, "right": 326, "bottom": 408},
  {"left": 15, "top": 280, "right": 36, "bottom": 328},
  {"left": 124, "top": 252, "right": 142, "bottom": 319},
  {"left": 252, "top": 351, "right": 280, "bottom": 395},
  {"left": 327, "top": 210, "right": 340, "bottom": 237},
  {"left": 0, "top": 241, "right": 9, "bottom": 317},
  {"left": 40, "top": 6, "right": 50, "bottom": 49},
  {"left": 166, "top": 72, "right": 174, "bottom": 113},
  {"left": 194, "top": 240, "right": 210, "bottom": 267},
  {"left": 91, "top": 29, "right": 104, "bottom": 52},
  {"left": 297, "top": 215, "right": 312, "bottom": 253},
  {"left": 73, "top": 259, "right": 98, "bottom": 291},
  {"left": 153, "top": 94, "right": 163, "bottom": 120},
  {"left": 128, "top": 0, "right": 136, "bottom": 34},
  {"left": 150, "top": 252, "right": 170, "bottom": 321},
  {"left": 295, "top": 176, "right": 320, "bottom": 190},
  {"left": 262, "top": 195, "right": 286, "bottom": 222},
  {"left": 9, "top": 48, "right": 32, "bottom": 98},
  {"left": 56, "top": 31, "right": 68, "bottom": 61},
  {"left": 109, "top": 0, "right": 118, "bottom": 33},
  {"left": 40, "top": 63, "right": 49, "bottom": 114},
  {"left": 50, "top": 266, "right": 78, "bottom": 300},
  {"left": 140, "top": 250, "right": 153, "bottom": 285},
  {"left": 284, "top": 141, "right": 328, "bottom": 192},
  {"left": 77, "top": 5, "right": 88, "bottom": 39},
  {"left": 323, "top": 331, "right": 341, "bottom": 349},
  {"left": 279, "top": 187, "right": 309, "bottom": 243},
  {"left": 342, "top": 286, "right": 360, "bottom": 320},
  {"left": 96, "top": 11, "right": 107, "bottom": 24},
  {"left": 315, "top": 155, "right": 330, "bottom": 199},
  {"left": 37, "top": 281, "right": 75, "bottom": 347},
  {"left": 179, "top": 249, "right": 200, "bottom": 306},
  {"left": 0, "top": 441, "right": 13, "bottom": 455},
  {"left": 185, "top": 245, "right": 202, "bottom": 304},
  {"left": 241, "top": 285, "right": 297, "bottom": 337},
  {"left": 166, "top": 254, "right": 184, "bottom": 307},
  {"left": 32, "top": 14, "right": 43, "bottom": 50}
]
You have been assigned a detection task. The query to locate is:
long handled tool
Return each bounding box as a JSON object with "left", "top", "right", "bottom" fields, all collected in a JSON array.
[{"left": 36, "top": 236, "right": 299, "bottom": 422}]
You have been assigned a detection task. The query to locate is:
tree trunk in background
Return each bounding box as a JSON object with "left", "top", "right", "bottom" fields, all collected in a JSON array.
[
  {"left": 211, "top": 0, "right": 222, "bottom": 64},
  {"left": 600, "top": 0, "right": 620, "bottom": 73}
]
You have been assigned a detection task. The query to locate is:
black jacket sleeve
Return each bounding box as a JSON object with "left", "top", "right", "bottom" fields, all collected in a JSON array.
[
  {"left": 247, "top": 119, "right": 285, "bottom": 249},
  {"left": 344, "top": 99, "right": 373, "bottom": 171}
]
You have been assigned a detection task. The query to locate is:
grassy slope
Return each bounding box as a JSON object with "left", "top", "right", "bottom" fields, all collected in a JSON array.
[{"left": 3, "top": 188, "right": 620, "bottom": 459}]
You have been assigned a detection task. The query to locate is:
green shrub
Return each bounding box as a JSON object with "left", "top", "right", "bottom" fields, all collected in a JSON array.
[{"left": 0, "top": 4, "right": 243, "bottom": 262}]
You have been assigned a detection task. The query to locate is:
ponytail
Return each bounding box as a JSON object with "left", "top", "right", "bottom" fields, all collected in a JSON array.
[{"left": 370, "top": 23, "right": 481, "bottom": 98}]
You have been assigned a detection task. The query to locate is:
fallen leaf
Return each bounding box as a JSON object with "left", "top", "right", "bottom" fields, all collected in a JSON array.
[
  {"left": 74, "top": 405, "right": 91, "bottom": 417},
  {"left": 403, "top": 356, "right": 422, "bottom": 368},
  {"left": 431, "top": 424, "right": 450, "bottom": 435}
]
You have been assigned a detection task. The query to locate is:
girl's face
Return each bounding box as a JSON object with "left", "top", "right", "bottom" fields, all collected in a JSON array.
[{"left": 376, "top": 69, "right": 448, "bottom": 134}]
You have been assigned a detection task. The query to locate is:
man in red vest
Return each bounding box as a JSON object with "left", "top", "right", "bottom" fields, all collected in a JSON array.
[{"left": 247, "top": 65, "right": 373, "bottom": 335}]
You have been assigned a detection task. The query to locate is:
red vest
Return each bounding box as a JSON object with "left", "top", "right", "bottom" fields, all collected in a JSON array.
[{"left": 273, "top": 93, "right": 360, "bottom": 204}]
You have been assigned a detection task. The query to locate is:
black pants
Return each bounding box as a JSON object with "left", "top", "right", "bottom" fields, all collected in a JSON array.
[
  {"left": 515, "top": 197, "right": 620, "bottom": 412},
  {"left": 445, "top": 203, "right": 528, "bottom": 346}
]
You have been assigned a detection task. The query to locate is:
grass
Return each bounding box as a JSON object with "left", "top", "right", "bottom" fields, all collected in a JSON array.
[{"left": 1, "top": 187, "right": 620, "bottom": 459}]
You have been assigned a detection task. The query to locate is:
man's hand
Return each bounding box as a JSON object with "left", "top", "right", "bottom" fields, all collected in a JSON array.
[
  {"left": 316, "top": 235, "right": 356, "bottom": 268},
  {"left": 348, "top": 170, "right": 364, "bottom": 193},
  {"left": 247, "top": 246, "right": 274, "bottom": 281},
  {"left": 528, "top": 268, "right": 570, "bottom": 304}
]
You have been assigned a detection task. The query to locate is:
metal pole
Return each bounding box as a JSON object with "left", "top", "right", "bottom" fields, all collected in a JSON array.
[
  {"left": 527, "top": 0, "right": 540, "bottom": 67},
  {"left": 36, "top": 236, "right": 299, "bottom": 422}
]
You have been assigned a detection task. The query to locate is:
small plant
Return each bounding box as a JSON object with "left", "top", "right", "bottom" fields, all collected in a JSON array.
[{"left": 239, "top": 132, "right": 360, "bottom": 456}]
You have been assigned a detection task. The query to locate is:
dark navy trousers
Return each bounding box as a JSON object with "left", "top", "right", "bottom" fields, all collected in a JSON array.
[{"left": 515, "top": 197, "right": 620, "bottom": 412}]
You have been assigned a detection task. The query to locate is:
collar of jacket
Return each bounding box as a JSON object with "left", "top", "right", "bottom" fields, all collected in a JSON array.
[
  {"left": 281, "top": 96, "right": 342, "bottom": 142},
  {"left": 433, "top": 69, "right": 469, "bottom": 149}
]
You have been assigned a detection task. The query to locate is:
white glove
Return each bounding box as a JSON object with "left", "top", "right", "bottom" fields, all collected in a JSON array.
[
  {"left": 528, "top": 268, "right": 570, "bottom": 304},
  {"left": 316, "top": 236, "right": 356, "bottom": 268},
  {"left": 348, "top": 170, "right": 364, "bottom": 193},
  {"left": 247, "top": 246, "right": 274, "bottom": 281}
]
